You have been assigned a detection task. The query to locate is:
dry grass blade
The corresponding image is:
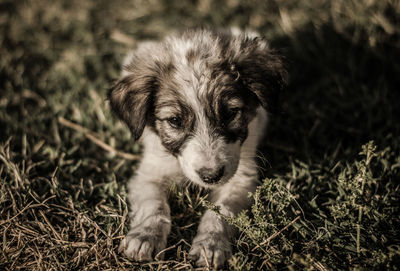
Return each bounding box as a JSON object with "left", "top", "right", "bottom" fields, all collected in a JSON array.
[
  {"left": 58, "top": 117, "right": 140, "bottom": 161},
  {"left": 252, "top": 216, "right": 301, "bottom": 251},
  {"left": 201, "top": 247, "right": 210, "bottom": 270}
]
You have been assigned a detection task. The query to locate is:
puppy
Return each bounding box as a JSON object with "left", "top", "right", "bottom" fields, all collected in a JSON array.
[{"left": 108, "top": 29, "right": 287, "bottom": 267}]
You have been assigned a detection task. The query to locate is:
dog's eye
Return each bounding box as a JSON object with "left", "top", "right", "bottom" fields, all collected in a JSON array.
[
  {"left": 228, "top": 108, "right": 241, "bottom": 120},
  {"left": 166, "top": 117, "right": 182, "bottom": 129}
]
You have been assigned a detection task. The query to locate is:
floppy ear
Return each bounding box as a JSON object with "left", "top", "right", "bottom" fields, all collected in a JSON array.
[
  {"left": 234, "top": 38, "right": 288, "bottom": 113},
  {"left": 108, "top": 69, "right": 157, "bottom": 141}
]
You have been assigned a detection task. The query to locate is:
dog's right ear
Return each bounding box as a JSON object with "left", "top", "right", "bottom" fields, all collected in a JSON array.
[
  {"left": 108, "top": 70, "right": 157, "bottom": 141},
  {"left": 230, "top": 36, "right": 288, "bottom": 114}
]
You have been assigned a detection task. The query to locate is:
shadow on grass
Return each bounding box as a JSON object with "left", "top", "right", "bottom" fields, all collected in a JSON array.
[{"left": 261, "top": 23, "right": 400, "bottom": 174}]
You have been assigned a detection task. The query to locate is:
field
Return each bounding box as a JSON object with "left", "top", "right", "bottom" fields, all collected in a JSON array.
[{"left": 1, "top": 0, "right": 400, "bottom": 270}]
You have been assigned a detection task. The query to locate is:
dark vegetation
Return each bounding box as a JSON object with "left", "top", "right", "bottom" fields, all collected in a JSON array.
[{"left": 1, "top": 0, "right": 399, "bottom": 270}]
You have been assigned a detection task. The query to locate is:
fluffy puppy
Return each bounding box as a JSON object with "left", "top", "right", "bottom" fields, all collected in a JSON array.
[{"left": 108, "top": 29, "right": 287, "bottom": 267}]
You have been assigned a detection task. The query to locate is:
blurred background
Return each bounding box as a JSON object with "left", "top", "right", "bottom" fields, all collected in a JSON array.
[{"left": 1, "top": 0, "right": 399, "bottom": 270}]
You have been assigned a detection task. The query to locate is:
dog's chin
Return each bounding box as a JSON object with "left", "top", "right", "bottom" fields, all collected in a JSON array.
[{"left": 190, "top": 175, "right": 230, "bottom": 189}]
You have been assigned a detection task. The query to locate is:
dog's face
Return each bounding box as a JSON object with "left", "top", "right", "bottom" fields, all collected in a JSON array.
[{"left": 109, "top": 30, "right": 287, "bottom": 187}]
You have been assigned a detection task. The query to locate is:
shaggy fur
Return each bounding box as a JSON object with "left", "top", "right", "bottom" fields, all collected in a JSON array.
[{"left": 108, "top": 29, "right": 287, "bottom": 267}]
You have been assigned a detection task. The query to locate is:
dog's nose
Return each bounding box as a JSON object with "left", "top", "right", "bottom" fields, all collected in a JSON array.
[{"left": 196, "top": 166, "right": 225, "bottom": 184}]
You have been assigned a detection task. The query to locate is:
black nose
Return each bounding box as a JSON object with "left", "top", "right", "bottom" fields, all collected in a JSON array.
[{"left": 196, "top": 166, "right": 225, "bottom": 184}]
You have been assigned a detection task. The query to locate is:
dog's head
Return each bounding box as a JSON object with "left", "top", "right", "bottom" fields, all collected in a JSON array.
[{"left": 109, "top": 29, "right": 287, "bottom": 187}]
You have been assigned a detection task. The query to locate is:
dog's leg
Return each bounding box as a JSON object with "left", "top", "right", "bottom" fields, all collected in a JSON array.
[
  {"left": 119, "top": 176, "right": 170, "bottom": 261},
  {"left": 119, "top": 131, "right": 179, "bottom": 261},
  {"left": 189, "top": 160, "right": 259, "bottom": 267},
  {"left": 189, "top": 108, "right": 266, "bottom": 267}
]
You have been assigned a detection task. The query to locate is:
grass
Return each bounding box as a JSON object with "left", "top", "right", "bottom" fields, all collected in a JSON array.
[{"left": 1, "top": 0, "right": 399, "bottom": 270}]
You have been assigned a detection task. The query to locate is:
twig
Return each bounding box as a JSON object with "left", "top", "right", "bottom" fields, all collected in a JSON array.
[
  {"left": 154, "top": 239, "right": 191, "bottom": 261},
  {"left": 313, "top": 261, "right": 329, "bottom": 271},
  {"left": 110, "top": 29, "right": 136, "bottom": 46},
  {"left": 58, "top": 117, "right": 140, "bottom": 161},
  {"left": 39, "top": 210, "right": 62, "bottom": 242},
  {"left": 201, "top": 247, "right": 210, "bottom": 269},
  {"left": 252, "top": 216, "right": 301, "bottom": 251}
]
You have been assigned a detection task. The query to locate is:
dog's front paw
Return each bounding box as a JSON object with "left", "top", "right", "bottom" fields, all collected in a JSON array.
[
  {"left": 119, "top": 225, "right": 169, "bottom": 261},
  {"left": 189, "top": 232, "right": 232, "bottom": 268}
]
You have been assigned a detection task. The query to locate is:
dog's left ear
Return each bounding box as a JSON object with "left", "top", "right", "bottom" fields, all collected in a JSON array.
[
  {"left": 108, "top": 70, "right": 157, "bottom": 141},
  {"left": 108, "top": 41, "right": 171, "bottom": 140},
  {"left": 233, "top": 38, "right": 288, "bottom": 113}
]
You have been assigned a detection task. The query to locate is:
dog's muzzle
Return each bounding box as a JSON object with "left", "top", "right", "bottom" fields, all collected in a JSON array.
[{"left": 196, "top": 166, "right": 225, "bottom": 184}]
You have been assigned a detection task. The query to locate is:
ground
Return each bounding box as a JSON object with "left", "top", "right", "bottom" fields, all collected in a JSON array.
[{"left": 1, "top": 0, "right": 399, "bottom": 270}]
